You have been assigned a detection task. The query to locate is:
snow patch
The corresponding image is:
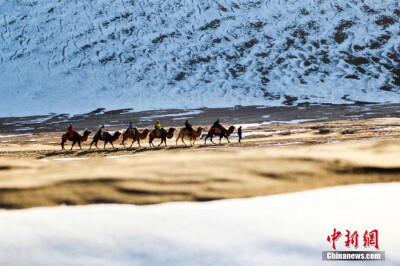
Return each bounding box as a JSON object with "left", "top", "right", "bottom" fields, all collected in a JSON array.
[
  {"left": 0, "top": 134, "right": 33, "bottom": 138},
  {"left": 0, "top": 183, "right": 399, "bottom": 265},
  {"left": 53, "top": 158, "right": 88, "bottom": 161}
]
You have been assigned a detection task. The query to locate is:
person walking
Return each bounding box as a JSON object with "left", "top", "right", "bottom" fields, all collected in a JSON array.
[{"left": 238, "top": 126, "right": 242, "bottom": 143}]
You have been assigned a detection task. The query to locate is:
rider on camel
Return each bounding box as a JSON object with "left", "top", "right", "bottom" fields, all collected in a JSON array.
[
  {"left": 185, "top": 120, "right": 194, "bottom": 137},
  {"left": 155, "top": 120, "right": 165, "bottom": 138},
  {"left": 155, "top": 120, "right": 162, "bottom": 131},
  {"left": 213, "top": 118, "right": 220, "bottom": 127},
  {"left": 213, "top": 118, "right": 223, "bottom": 132},
  {"left": 68, "top": 124, "right": 76, "bottom": 138},
  {"left": 128, "top": 122, "right": 136, "bottom": 133},
  {"left": 97, "top": 125, "right": 107, "bottom": 140}
]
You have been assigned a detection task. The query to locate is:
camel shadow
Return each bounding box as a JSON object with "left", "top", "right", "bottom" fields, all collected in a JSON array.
[
  {"left": 134, "top": 146, "right": 167, "bottom": 153},
  {"left": 46, "top": 141, "right": 228, "bottom": 158},
  {"left": 130, "top": 145, "right": 192, "bottom": 153},
  {"left": 166, "top": 145, "right": 192, "bottom": 151},
  {"left": 76, "top": 148, "right": 125, "bottom": 156},
  {"left": 46, "top": 148, "right": 127, "bottom": 157},
  {"left": 45, "top": 150, "right": 75, "bottom": 157}
]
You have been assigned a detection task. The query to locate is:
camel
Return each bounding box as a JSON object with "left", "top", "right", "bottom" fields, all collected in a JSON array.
[
  {"left": 121, "top": 128, "right": 150, "bottom": 148},
  {"left": 61, "top": 130, "right": 91, "bottom": 150},
  {"left": 176, "top": 127, "right": 204, "bottom": 146},
  {"left": 149, "top": 127, "right": 176, "bottom": 147},
  {"left": 89, "top": 131, "right": 121, "bottom": 149},
  {"left": 204, "top": 125, "right": 235, "bottom": 145}
]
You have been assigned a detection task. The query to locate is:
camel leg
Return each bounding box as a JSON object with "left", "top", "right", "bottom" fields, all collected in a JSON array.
[
  {"left": 182, "top": 137, "right": 187, "bottom": 146},
  {"left": 225, "top": 135, "right": 230, "bottom": 143},
  {"left": 78, "top": 140, "right": 82, "bottom": 150},
  {"left": 129, "top": 139, "right": 135, "bottom": 148},
  {"left": 71, "top": 141, "right": 76, "bottom": 150},
  {"left": 92, "top": 139, "right": 99, "bottom": 149},
  {"left": 104, "top": 140, "right": 107, "bottom": 149},
  {"left": 175, "top": 136, "right": 179, "bottom": 146},
  {"left": 61, "top": 141, "right": 65, "bottom": 150},
  {"left": 158, "top": 139, "right": 163, "bottom": 147},
  {"left": 111, "top": 141, "right": 115, "bottom": 149},
  {"left": 122, "top": 138, "right": 126, "bottom": 148},
  {"left": 90, "top": 139, "right": 97, "bottom": 150},
  {"left": 137, "top": 139, "right": 141, "bottom": 147},
  {"left": 210, "top": 135, "right": 216, "bottom": 145}
]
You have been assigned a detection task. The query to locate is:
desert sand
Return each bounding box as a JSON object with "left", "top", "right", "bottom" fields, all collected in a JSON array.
[{"left": 1, "top": 117, "right": 400, "bottom": 209}]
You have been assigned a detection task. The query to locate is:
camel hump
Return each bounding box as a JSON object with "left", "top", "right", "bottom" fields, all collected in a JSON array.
[
  {"left": 183, "top": 128, "right": 192, "bottom": 136},
  {"left": 214, "top": 127, "right": 221, "bottom": 134}
]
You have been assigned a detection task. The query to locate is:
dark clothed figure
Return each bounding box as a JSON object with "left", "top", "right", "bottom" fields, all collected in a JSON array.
[
  {"left": 185, "top": 120, "right": 194, "bottom": 136},
  {"left": 238, "top": 126, "right": 242, "bottom": 143},
  {"left": 213, "top": 118, "right": 220, "bottom": 128}
]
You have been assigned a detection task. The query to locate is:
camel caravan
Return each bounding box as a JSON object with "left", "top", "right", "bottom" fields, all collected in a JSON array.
[{"left": 61, "top": 119, "right": 241, "bottom": 150}]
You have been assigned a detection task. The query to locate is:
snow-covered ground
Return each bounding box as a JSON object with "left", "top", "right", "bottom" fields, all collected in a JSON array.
[
  {"left": 1, "top": 0, "right": 399, "bottom": 117},
  {"left": 0, "top": 183, "right": 399, "bottom": 265},
  {"left": 0, "top": 133, "right": 33, "bottom": 138}
]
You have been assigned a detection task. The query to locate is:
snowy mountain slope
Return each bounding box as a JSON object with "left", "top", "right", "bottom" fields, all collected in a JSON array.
[{"left": 0, "top": 0, "right": 399, "bottom": 116}]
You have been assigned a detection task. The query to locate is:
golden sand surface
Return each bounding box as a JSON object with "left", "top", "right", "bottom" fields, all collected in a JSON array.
[{"left": 1, "top": 118, "right": 400, "bottom": 209}]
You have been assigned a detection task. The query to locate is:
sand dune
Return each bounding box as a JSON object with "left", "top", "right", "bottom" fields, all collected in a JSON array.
[{"left": 1, "top": 118, "right": 400, "bottom": 209}]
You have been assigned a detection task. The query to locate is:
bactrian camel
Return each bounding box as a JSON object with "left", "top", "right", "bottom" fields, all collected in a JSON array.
[
  {"left": 61, "top": 130, "right": 91, "bottom": 150},
  {"left": 121, "top": 128, "right": 150, "bottom": 148},
  {"left": 90, "top": 131, "right": 121, "bottom": 149},
  {"left": 204, "top": 125, "right": 235, "bottom": 145},
  {"left": 148, "top": 127, "right": 176, "bottom": 148},
  {"left": 176, "top": 127, "right": 204, "bottom": 146}
]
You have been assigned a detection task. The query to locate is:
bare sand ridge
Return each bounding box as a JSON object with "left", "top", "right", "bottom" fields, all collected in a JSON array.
[{"left": 1, "top": 117, "right": 400, "bottom": 209}]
